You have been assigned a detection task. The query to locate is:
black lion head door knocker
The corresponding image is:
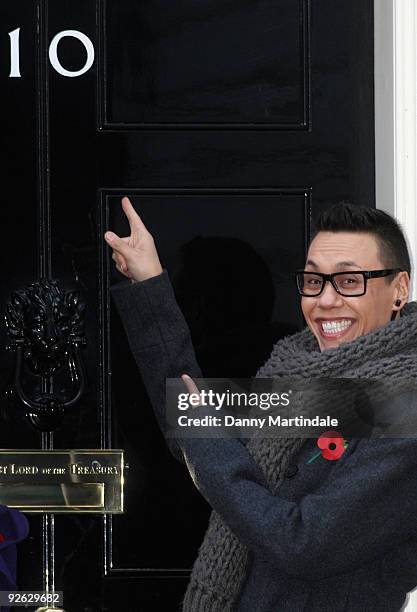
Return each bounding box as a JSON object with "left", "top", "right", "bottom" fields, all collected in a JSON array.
[{"left": 4, "top": 279, "right": 87, "bottom": 431}]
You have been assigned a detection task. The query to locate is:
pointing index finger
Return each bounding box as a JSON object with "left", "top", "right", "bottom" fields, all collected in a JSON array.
[
  {"left": 121, "top": 196, "right": 148, "bottom": 234},
  {"left": 181, "top": 374, "right": 201, "bottom": 395}
]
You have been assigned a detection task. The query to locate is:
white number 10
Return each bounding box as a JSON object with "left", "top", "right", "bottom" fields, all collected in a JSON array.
[{"left": 9, "top": 28, "right": 95, "bottom": 78}]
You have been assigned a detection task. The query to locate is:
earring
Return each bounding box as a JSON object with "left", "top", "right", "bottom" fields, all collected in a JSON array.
[{"left": 395, "top": 299, "right": 402, "bottom": 307}]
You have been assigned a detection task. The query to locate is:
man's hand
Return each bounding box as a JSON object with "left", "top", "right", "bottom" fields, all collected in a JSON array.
[{"left": 104, "top": 196, "right": 163, "bottom": 283}]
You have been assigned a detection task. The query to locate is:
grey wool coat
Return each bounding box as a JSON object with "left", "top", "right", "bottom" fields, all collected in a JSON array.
[{"left": 110, "top": 270, "right": 417, "bottom": 612}]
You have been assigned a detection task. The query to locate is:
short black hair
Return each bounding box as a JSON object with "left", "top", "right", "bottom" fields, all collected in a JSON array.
[{"left": 313, "top": 203, "right": 411, "bottom": 277}]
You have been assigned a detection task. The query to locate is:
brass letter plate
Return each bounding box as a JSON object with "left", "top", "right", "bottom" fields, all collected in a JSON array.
[{"left": 0, "top": 450, "right": 124, "bottom": 513}]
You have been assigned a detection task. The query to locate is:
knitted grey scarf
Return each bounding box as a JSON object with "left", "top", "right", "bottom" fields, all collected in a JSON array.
[{"left": 181, "top": 301, "right": 417, "bottom": 611}]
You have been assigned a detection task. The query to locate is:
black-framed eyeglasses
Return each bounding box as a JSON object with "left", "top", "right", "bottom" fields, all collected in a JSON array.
[{"left": 295, "top": 269, "right": 403, "bottom": 297}]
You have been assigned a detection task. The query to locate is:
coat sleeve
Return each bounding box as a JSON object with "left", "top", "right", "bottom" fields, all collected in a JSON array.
[
  {"left": 110, "top": 271, "right": 417, "bottom": 580},
  {"left": 110, "top": 270, "right": 203, "bottom": 463}
]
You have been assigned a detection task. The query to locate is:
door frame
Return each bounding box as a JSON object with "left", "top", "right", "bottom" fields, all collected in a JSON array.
[{"left": 374, "top": 0, "right": 417, "bottom": 301}]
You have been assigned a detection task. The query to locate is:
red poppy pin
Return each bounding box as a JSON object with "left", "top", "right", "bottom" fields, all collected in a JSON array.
[{"left": 307, "top": 431, "right": 348, "bottom": 464}]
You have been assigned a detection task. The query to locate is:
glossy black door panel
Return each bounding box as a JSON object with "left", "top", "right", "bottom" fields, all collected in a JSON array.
[
  {"left": 103, "top": 0, "right": 310, "bottom": 128},
  {"left": 105, "top": 190, "right": 307, "bottom": 574}
]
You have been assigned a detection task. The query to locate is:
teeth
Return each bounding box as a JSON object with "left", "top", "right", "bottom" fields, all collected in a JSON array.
[{"left": 321, "top": 319, "right": 352, "bottom": 334}]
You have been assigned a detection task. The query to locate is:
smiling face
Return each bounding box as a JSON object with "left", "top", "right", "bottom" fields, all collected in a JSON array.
[{"left": 301, "top": 231, "right": 409, "bottom": 351}]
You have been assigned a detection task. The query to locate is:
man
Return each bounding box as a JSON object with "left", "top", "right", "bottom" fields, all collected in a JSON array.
[{"left": 105, "top": 200, "right": 417, "bottom": 611}]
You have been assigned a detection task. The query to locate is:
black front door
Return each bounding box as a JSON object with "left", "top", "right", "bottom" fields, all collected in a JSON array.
[{"left": 1, "top": 1, "right": 374, "bottom": 610}]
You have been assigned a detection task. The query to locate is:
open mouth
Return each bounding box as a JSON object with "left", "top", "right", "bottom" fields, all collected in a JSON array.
[{"left": 317, "top": 318, "right": 355, "bottom": 339}]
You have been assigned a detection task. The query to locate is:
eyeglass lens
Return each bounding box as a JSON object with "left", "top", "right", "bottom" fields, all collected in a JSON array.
[{"left": 298, "top": 272, "right": 365, "bottom": 296}]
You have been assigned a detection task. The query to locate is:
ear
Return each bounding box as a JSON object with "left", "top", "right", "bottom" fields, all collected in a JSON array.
[{"left": 394, "top": 271, "right": 410, "bottom": 309}]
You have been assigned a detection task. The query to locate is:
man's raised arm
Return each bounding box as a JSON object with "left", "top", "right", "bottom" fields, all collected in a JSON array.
[{"left": 105, "top": 197, "right": 202, "bottom": 462}]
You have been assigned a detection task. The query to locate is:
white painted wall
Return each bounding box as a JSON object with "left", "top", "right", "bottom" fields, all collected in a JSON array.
[{"left": 375, "top": 2, "right": 417, "bottom": 610}]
